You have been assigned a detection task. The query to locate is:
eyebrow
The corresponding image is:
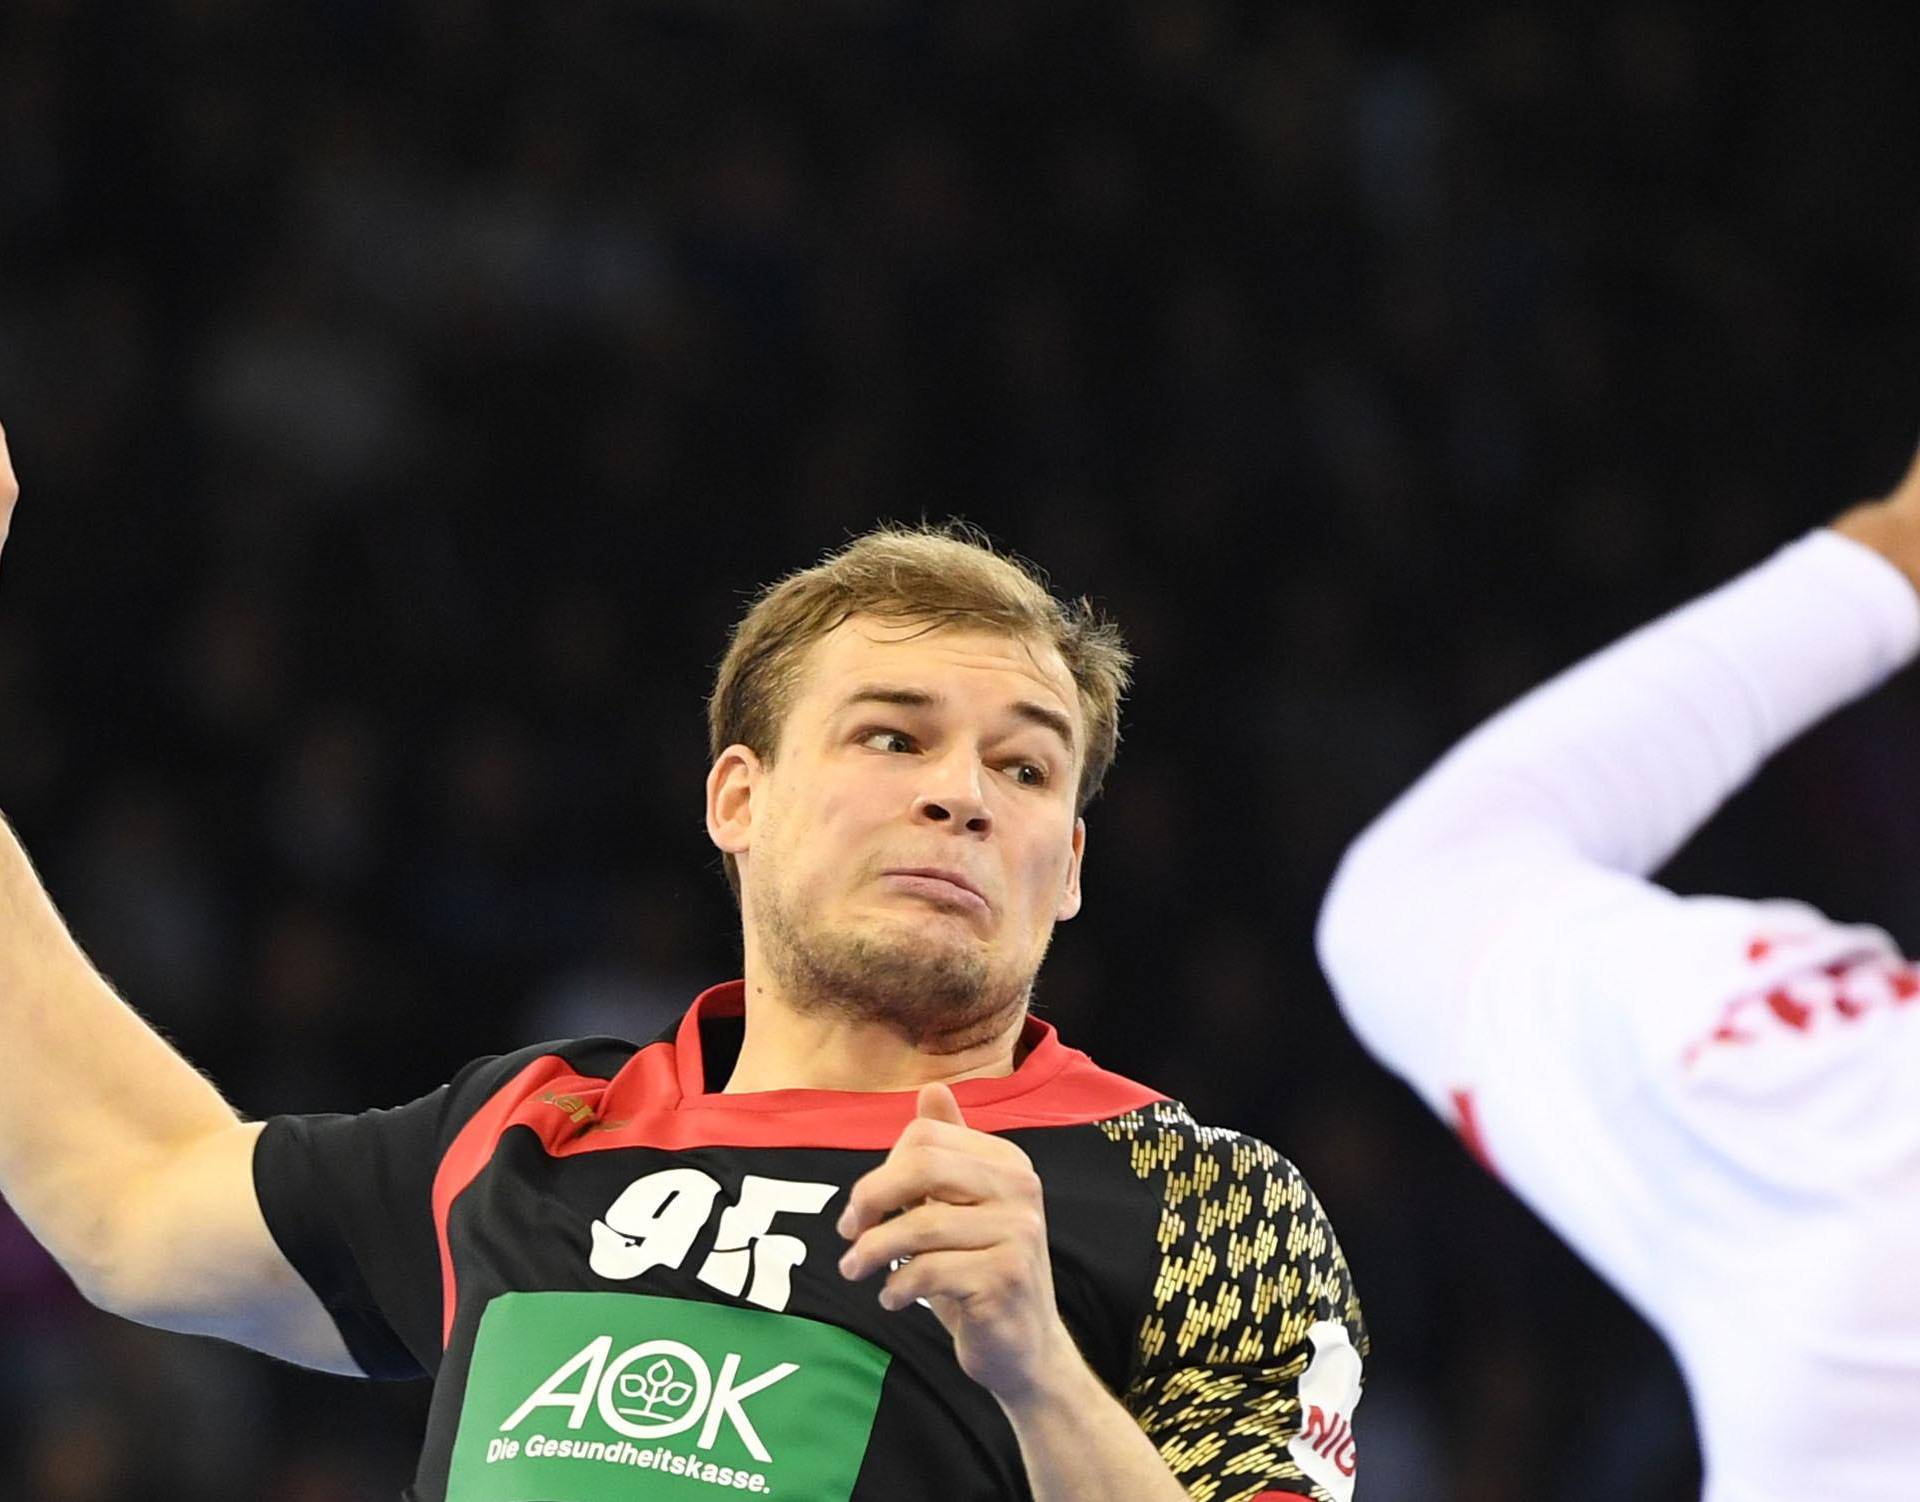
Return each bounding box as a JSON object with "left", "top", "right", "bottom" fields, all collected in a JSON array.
[{"left": 837, "top": 685, "right": 1076, "bottom": 753}]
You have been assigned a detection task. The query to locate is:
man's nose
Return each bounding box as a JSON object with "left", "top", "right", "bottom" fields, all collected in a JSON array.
[{"left": 911, "top": 757, "right": 992, "bottom": 835}]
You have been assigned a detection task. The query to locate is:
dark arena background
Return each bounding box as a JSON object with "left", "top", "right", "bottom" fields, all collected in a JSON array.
[{"left": 2, "top": 4, "right": 1918, "bottom": 1499}]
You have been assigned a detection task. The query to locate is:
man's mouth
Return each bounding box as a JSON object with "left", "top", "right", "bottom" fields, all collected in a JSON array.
[{"left": 880, "top": 868, "right": 991, "bottom": 913}]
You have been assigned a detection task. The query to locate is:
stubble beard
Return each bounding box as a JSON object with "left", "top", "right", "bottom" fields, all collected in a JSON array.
[{"left": 755, "top": 877, "right": 1038, "bottom": 1055}]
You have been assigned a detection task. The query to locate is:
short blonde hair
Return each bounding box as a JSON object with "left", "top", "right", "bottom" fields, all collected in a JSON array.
[{"left": 709, "top": 522, "right": 1132, "bottom": 894}]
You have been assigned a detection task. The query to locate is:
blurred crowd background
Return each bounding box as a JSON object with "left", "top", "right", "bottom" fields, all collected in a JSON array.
[{"left": 1, "top": 2, "right": 1918, "bottom": 1498}]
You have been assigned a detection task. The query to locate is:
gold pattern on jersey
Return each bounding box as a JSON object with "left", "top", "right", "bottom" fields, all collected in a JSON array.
[{"left": 1101, "top": 1101, "right": 1367, "bottom": 1502}]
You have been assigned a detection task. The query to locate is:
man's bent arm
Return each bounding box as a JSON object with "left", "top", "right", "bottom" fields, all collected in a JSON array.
[
  {"left": 1319, "top": 456, "right": 1920, "bottom": 1076},
  {"left": 0, "top": 812, "right": 357, "bottom": 1369},
  {"left": 0, "top": 429, "right": 357, "bottom": 1372}
]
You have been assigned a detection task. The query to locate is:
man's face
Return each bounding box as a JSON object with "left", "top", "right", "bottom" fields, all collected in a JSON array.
[{"left": 708, "top": 616, "right": 1086, "bottom": 1050}]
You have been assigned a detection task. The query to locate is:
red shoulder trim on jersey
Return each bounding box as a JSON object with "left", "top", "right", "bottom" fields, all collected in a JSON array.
[
  {"left": 564, "top": 981, "right": 1165, "bottom": 1154},
  {"left": 431, "top": 1054, "right": 605, "bottom": 1347}
]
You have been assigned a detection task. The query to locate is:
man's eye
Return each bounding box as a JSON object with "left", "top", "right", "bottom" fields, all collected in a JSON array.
[
  {"left": 1008, "top": 762, "right": 1049, "bottom": 787},
  {"left": 861, "top": 729, "right": 916, "bottom": 754}
]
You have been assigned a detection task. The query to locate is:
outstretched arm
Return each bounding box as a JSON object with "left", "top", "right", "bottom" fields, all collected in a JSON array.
[
  {"left": 1318, "top": 443, "right": 1920, "bottom": 1094},
  {"left": 0, "top": 424, "right": 358, "bottom": 1372}
]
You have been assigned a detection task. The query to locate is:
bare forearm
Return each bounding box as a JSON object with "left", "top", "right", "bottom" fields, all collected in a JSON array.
[
  {"left": 1832, "top": 496, "right": 1920, "bottom": 597},
  {"left": 999, "top": 1354, "right": 1190, "bottom": 1502},
  {"left": 0, "top": 810, "right": 239, "bottom": 1295}
]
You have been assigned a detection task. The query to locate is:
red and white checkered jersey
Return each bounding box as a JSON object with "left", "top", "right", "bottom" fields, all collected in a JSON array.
[{"left": 1320, "top": 529, "right": 1920, "bottom": 1502}]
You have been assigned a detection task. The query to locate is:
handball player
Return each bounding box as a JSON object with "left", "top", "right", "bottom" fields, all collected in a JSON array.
[
  {"left": 1320, "top": 439, "right": 1920, "bottom": 1501},
  {"left": 0, "top": 421, "right": 1365, "bottom": 1502}
]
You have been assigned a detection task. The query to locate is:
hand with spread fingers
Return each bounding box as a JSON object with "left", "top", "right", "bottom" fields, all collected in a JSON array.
[{"left": 836, "top": 1083, "right": 1079, "bottom": 1405}]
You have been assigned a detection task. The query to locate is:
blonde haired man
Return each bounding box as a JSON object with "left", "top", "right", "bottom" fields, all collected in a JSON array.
[
  {"left": 1320, "top": 443, "right": 1920, "bottom": 1501},
  {"left": 0, "top": 426, "right": 1364, "bottom": 1502}
]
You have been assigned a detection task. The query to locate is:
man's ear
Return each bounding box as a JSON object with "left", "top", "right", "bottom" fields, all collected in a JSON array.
[
  {"left": 706, "top": 744, "right": 763, "bottom": 857},
  {"left": 1056, "top": 817, "right": 1086, "bottom": 922}
]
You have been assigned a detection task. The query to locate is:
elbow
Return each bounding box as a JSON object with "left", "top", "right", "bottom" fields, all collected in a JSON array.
[
  {"left": 1319, "top": 791, "right": 1579, "bottom": 1066},
  {"left": 1317, "top": 771, "right": 1546, "bottom": 990},
  {"left": 1314, "top": 849, "right": 1364, "bottom": 1003},
  {"left": 1315, "top": 825, "right": 1402, "bottom": 1027},
  {"left": 10, "top": 1199, "right": 146, "bottom": 1318},
  {"left": 1317, "top": 809, "right": 1413, "bottom": 974},
  {"left": 66, "top": 1252, "right": 142, "bottom": 1321},
  {"left": 72, "top": 1255, "right": 194, "bottom": 1332},
  {"left": 1316, "top": 806, "right": 1476, "bottom": 1051},
  {"left": 63, "top": 1223, "right": 158, "bottom": 1320},
  {"left": 48, "top": 1167, "right": 191, "bottom": 1326},
  {"left": 1316, "top": 857, "right": 1405, "bottom": 1077}
]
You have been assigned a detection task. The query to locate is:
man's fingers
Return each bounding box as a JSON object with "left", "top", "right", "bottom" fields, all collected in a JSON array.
[
  {"left": 916, "top": 1081, "right": 966, "bottom": 1127},
  {"left": 875, "top": 1247, "right": 1021, "bottom": 1313},
  {"left": 888, "top": 1109, "right": 1028, "bottom": 1171},
  {"left": 837, "top": 1200, "right": 1011, "bottom": 1281},
  {"left": 836, "top": 1144, "right": 1013, "bottom": 1240}
]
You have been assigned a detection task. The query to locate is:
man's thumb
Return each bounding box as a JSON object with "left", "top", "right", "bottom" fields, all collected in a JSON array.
[{"left": 916, "top": 1081, "right": 966, "bottom": 1126}]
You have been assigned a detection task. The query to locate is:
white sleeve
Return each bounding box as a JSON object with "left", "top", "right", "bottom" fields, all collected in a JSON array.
[{"left": 1316, "top": 531, "right": 1920, "bottom": 1283}]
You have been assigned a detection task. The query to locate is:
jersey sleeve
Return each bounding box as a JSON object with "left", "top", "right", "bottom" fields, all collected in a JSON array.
[
  {"left": 250, "top": 1042, "right": 567, "bottom": 1381},
  {"left": 1318, "top": 529, "right": 1920, "bottom": 1320},
  {"left": 1109, "top": 1106, "right": 1368, "bottom": 1502},
  {"left": 1321, "top": 530, "right": 1920, "bottom": 1109}
]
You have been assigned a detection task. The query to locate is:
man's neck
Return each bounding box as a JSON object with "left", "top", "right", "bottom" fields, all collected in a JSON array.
[{"left": 721, "top": 972, "right": 1029, "bottom": 1094}]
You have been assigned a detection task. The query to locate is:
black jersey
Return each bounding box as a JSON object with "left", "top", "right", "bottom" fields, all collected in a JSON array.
[{"left": 254, "top": 983, "right": 1367, "bottom": 1502}]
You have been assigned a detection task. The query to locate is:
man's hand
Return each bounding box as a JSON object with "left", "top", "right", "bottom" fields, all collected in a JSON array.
[
  {"left": 1833, "top": 438, "right": 1920, "bottom": 591},
  {"left": 836, "top": 1084, "right": 1081, "bottom": 1404},
  {"left": 838, "top": 1087, "right": 1197, "bottom": 1500},
  {"left": 0, "top": 421, "right": 18, "bottom": 556}
]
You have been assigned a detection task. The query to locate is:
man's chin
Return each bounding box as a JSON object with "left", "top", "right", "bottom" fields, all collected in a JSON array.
[
  {"left": 856, "top": 896, "right": 991, "bottom": 941},
  {"left": 826, "top": 912, "right": 989, "bottom": 981},
  {"left": 771, "top": 912, "right": 1029, "bottom": 1048}
]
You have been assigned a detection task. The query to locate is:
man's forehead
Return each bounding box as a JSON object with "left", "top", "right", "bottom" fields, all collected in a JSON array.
[{"left": 798, "top": 615, "right": 1078, "bottom": 716}]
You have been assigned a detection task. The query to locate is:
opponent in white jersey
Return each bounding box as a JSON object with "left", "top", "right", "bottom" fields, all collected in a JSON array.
[{"left": 1317, "top": 444, "right": 1920, "bottom": 1502}]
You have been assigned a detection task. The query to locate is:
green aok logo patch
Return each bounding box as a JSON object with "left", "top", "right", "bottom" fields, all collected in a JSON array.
[{"left": 447, "top": 1292, "right": 891, "bottom": 1500}]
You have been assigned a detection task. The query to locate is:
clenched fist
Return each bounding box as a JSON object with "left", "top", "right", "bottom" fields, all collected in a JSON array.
[{"left": 836, "top": 1083, "right": 1082, "bottom": 1405}]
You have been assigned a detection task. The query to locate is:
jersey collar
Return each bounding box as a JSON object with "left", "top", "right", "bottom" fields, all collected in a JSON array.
[{"left": 673, "top": 979, "right": 1077, "bottom": 1112}]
